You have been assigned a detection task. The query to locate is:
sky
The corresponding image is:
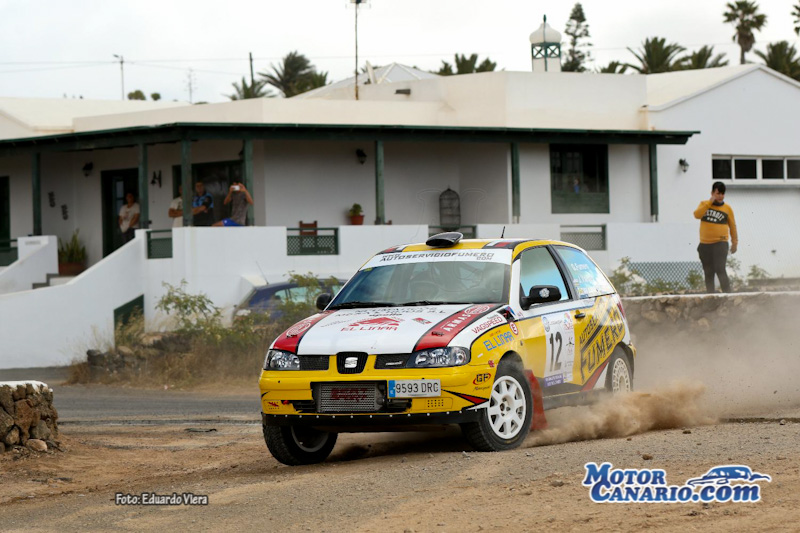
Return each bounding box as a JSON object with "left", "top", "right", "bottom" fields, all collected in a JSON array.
[{"left": 1, "top": 0, "right": 798, "bottom": 103}]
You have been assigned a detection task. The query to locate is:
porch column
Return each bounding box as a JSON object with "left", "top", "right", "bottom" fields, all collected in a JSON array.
[
  {"left": 32, "top": 152, "right": 41, "bottom": 236},
  {"left": 181, "top": 139, "right": 192, "bottom": 227},
  {"left": 510, "top": 143, "right": 521, "bottom": 224},
  {"left": 648, "top": 144, "right": 659, "bottom": 222},
  {"left": 242, "top": 139, "right": 254, "bottom": 225},
  {"left": 374, "top": 140, "right": 385, "bottom": 225},
  {"left": 137, "top": 143, "right": 149, "bottom": 229}
]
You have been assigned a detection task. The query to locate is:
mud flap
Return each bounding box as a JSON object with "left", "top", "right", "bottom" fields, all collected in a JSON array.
[{"left": 524, "top": 369, "right": 548, "bottom": 430}]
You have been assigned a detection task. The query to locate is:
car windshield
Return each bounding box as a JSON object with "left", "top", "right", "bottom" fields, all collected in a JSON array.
[{"left": 330, "top": 258, "right": 510, "bottom": 308}]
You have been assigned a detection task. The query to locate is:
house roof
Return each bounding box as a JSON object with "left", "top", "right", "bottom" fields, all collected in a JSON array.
[
  {"left": 645, "top": 64, "right": 800, "bottom": 110},
  {"left": 294, "top": 63, "right": 439, "bottom": 100},
  {"left": 0, "top": 97, "right": 188, "bottom": 136}
]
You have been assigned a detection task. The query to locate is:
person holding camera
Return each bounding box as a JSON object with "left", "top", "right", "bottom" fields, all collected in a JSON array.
[
  {"left": 213, "top": 181, "right": 253, "bottom": 227},
  {"left": 192, "top": 181, "right": 215, "bottom": 226}
]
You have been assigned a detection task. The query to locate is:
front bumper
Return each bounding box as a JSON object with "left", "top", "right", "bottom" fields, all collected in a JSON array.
[{"left": 259, "top": 358, "right": 495, "bottom": 424}]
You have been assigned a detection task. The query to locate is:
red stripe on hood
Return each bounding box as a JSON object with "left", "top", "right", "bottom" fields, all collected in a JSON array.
[
  {"left": 272, "top": 311, "right": 334, "bottom": 353},
  {"left": 414, "top": 304, "right": 501, "bottom": 351}
]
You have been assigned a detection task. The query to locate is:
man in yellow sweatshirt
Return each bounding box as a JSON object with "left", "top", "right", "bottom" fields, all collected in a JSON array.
[{"left": 693, "top": 181, "right": 738, "bottom": 293}]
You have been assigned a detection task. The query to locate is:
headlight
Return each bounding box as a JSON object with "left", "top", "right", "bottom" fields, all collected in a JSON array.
[
  {"left": 264, "top": 349, "right": 300, "bottom": 370},
  {"left": 408, "top": 347, "right": 470, "bottom": 368}
]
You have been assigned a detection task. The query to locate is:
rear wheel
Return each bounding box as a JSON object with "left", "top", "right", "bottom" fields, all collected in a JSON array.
[
  {"left": 605, "top": 349, "right": 633, "bottom": 393},
  {"left": 263, "top": 424, "right": 338, "bottom": 466},
  {"left": 461, "top": 361, "right": 533, "bottom": 451}
]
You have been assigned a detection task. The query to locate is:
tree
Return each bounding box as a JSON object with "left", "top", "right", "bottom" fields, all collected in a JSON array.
[
  {"left": 150, "top": 93, "right": 161, "bottom": 101},
  {"left": 127, "top": 90, "right": 146, "bottom": 100},
  {"left": 678, "top": 45, "right": 729, "bottom": 69},
  {"left": 625, "top": 37, "right": 687, "bottom": 73},
  {"left": 562, "top": 3, "right": 592, "bottom": 72},
  {"left": 755, "top": 41, "right": 800, "bottom": 81},
  {"left": 793, "top": 2, "right": 800, "bottom": 35},
  {"left": 597, "top": 61, "right": 628, "bottom": 74},
  {"left": 258, "top": 51, "right": 325, "bottom": 97},
  {"left": 226, "top": 77, "right": 272, "bottom": 100},
  {"left": 724, "top": 1, "right": 768, "bottom": 65},
  {"left": 436, "top": 54, "right": 496, "bottom": 76}
]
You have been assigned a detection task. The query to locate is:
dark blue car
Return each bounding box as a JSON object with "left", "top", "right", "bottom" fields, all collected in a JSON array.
[
  {"left": 233, "top": 279, "right": 344, "bottom": 320},
  {"left": 687, "top": 465, "right": 771, "bottom": 486}
]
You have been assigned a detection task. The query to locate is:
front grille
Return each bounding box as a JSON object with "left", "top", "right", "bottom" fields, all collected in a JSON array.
[
  {"left": 299, "top": 355, "right": 329, "bottom": 371},
  {"left": 337, "top": 352, "right": 368, "bottom": 374},
  {"left": 375, "top": 354, "right": 409, "bottom": 369},
  {"left": 316, "top": 382, "right": 382, "bottom": 413}
]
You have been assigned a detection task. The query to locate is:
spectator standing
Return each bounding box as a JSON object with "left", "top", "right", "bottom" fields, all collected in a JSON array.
[
  {"left": 192, "top": 181, "right": 214, "bottom": 226},
  {"left": 693, "top": 181, "right": 738, "bottom": 293},
  {"left": 118, "top": 192, "right": 140, "bottom": 243},
  {"left": 168, "top": 185, "right": 183, "bottom": 228},
  {"left": 213, "top": 182, "right": 253, "bottom": 227}
]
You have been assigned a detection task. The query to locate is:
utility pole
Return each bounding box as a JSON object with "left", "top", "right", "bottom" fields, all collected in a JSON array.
[
  {"left": 186, "top": 69, "right": 196, "bottom": 103},
  {"left": 249, "top": 52, "right": 255, "bottom": 86},
  {"left": 113, "top": 54, "right": 124, "bottom": 100},
  {"left": 354, "top": 0, "right": 361, "bottom": 100}
]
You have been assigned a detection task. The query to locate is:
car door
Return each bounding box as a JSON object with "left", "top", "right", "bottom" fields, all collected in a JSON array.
[
  {"left": 511, "top": 245, "right": 592, "bottom": 397},
  {"left": 552, "top": 245, "right": 625, "bottom": 391}
]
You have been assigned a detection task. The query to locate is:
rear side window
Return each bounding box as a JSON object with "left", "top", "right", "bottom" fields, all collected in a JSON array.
[
  {"left": 519, "top": 247, "right": 569, "bottom": 302},
  {"left": 554, "top": 246, "right": 614, "bottom": 298}
]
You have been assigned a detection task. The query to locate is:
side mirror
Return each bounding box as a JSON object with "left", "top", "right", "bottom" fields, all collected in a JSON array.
[
  {"left": 520, "top": 285, "right": 561, "bottom": 309},
  {"left": 316, "top": 293, "right": 332, "bottom": 310}
]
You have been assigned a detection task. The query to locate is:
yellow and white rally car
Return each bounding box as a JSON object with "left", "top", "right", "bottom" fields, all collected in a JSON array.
[{"left": 260, "top": 233, "right": 635, "bottom": 465}]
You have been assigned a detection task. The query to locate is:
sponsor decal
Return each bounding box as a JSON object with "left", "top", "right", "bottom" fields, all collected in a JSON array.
[
  {"left": 470, "top": 314, "right": 504, "bottom": 334},
  {"left": 342, "top": 317, "right": 403, "bottom": 332},
  {"left": 414, "top": 304, "right": 501, "bottom": 351},
  {"left": 482, "top": 240, "right": 522, "bottom": 249},
  {"left": 544, "top": 374, "right": 564, "bottom": 387},
  {"left": 580, "top": 300, "right": 625, "bottom": 383},
  {"left": 473, "top": 373, "right": 491, "bottom": 385},
  {"left": 488, "top": 359, "right": 495, "bottom": 368},
  {"left": 286, "top": 320, "right": 314, "bottom": 338},
  {"left": 465, "top": 304, "right": 493, "bottom": 315},
  {"left": 483, "top": 331, "right": 514, "bottom": 351},
  {"left": 583, "top": 463, "right": 770, "bottom": 503},
  {"left": 444, "top": 390, "right": 488, "bottom": 406},
  {"left": 542, "top": 316, "right": 550, "bottom": 333},
  {"left": 378, "top": 251, "right": 497, "bottom": 263},
  {"left": 268, "top": 401, "right": 279, "bottom": 408},
  {"left": 413, "top": 317, "right": 432, "bottom": 325},
  {"left": 273, "top": 311, "right": 333, "bottom": 353},
  {"left": 509, "top": 322, "right": 519, "bottom": 336},
  {"left": 329, "top": 388, "right": 370, "bottom": 402}
]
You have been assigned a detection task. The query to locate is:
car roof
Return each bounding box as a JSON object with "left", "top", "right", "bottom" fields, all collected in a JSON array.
[{"left": 391, "top": 238, "right": 583, "bottom": 259}]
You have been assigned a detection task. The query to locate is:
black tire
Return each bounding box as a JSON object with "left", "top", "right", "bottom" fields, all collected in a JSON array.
[
  {"left": 605, "top": 348, "right": 633, "bottom": 393},
  {"left": 461, "top": 360, "right": 533, "bottom": 451},
  {"left": 263, "top": 424, "right": 338, "bottom": 466}
]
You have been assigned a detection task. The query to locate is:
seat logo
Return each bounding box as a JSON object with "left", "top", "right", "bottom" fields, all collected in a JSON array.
[{"left": 344, "top": 357, "right": 358, "bottom": 369}]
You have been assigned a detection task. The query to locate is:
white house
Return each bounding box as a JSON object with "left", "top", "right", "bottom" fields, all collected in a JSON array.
[{"left": 1, "top": 24, "right": 798, "bottom": 369}]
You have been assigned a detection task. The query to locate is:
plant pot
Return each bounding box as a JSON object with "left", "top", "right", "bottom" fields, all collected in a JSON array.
[
  {"left": 58, "top": 262, "right": 86, "bottom": 276},
  {"left": 349, "top": 215, "right": 365, "bottom": 225}
]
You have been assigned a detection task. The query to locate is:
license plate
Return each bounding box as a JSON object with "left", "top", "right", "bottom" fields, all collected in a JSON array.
[{"left": 388, "top": 379, "right": 441, "bottom": 398}]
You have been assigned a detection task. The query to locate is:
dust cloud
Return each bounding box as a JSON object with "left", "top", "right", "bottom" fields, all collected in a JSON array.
[{"left": 527, "top": 381, "right": 714, "bottom": 447}]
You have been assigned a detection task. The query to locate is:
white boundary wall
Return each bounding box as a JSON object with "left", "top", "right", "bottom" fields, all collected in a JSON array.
[{"left": 0, "top": 236, "right": 58, "bottom": 295}]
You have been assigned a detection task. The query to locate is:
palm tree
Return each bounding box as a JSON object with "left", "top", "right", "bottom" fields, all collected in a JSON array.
[
  {"left": 724, "top": 1, "right": 768, "bottom": 64},
  {"left": 625, "top": 37, "right": 687, "bottom": 74},
  {"left": 226, "top": 77, "right": 272, "bottom": 100},
  {"left": 306, "top": 71, "right": 329, "bottom": 90},
  {"left": 436, "top": 54, "right": 496, "bottom": 76},
  {"left": 793, "top": 2, "right": 800, "bottom": 35},
  {"left": 597, "top": 61, "right": 628, "bottom": 74},
  {"left": 678, "top": 46, "right": 729, "bottom": 70},
  {"left": 755, "top": 41, "right": 800, "bottom": 81},
  {"left": 259, "top": 51, "right": 314, "bottom": 97}
]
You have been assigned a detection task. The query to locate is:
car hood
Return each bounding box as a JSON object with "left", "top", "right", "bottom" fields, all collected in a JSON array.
[{"left": 271, "top": 304, "right": 503, "bottom": 355}]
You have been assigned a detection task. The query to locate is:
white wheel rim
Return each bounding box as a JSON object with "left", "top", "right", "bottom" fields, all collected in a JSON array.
[
  {"left": 291, "top": 427, "right": 328, "bottom": 452},
  {"left": 487, "top": 376, "right": 527, "bottom": 439},
  {"left": 611, "top": 358, "right": 631, "bottom": 393}
]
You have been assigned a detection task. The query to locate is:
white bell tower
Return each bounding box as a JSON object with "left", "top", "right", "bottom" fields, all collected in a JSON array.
[{"left": 529, "top": 15, "right": 562, "bottom": 72}]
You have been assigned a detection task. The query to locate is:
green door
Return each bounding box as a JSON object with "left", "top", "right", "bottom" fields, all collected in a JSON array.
[
  {"left": 101, "top": 168, "right": 138, "bottom": 257},
  {"left": 0, "top": 176, "right": 9, "bottom": 243}
]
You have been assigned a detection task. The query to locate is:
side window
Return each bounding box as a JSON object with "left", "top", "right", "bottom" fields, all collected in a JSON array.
[
  {"left": 555, "top": 246, "right": 614, "bottom": 299},
  {"left": 519, "top": 247, "right": 569, "bottom": 303}
]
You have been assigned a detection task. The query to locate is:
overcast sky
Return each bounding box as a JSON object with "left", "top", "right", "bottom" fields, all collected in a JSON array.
[{"left": 1, "top": 0, "right": 798, "bottom": 103}]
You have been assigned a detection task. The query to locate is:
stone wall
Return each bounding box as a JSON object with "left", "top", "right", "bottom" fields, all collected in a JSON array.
[
  {"left": 0, "top": 381, "right": 59, "bottom": 454},
  {"left": 622, "top": 291, "right": 800, "bottom": 334}
]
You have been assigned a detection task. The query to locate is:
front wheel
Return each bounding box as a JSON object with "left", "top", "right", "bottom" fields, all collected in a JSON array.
[
  {"left": 264, "top": 424, "right": 338, "bottom": 466},
  {"left": 605, "top": 349, "right": 633, "bottom": 393},
  {"left": 461, "top": 361, "right": 533, "bottom": 451}
]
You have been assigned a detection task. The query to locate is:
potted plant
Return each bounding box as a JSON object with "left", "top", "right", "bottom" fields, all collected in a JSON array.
[
  {"left": 58, "top": 229, "right": 87, "bottom": 276},
  {"left": 348, "top": 203, "right": 365, "bottom": 225}
]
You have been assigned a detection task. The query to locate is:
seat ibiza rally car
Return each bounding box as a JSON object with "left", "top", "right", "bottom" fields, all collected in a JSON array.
[{"left": 259, "top": 233, "right": 635, "bottom": 465}]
